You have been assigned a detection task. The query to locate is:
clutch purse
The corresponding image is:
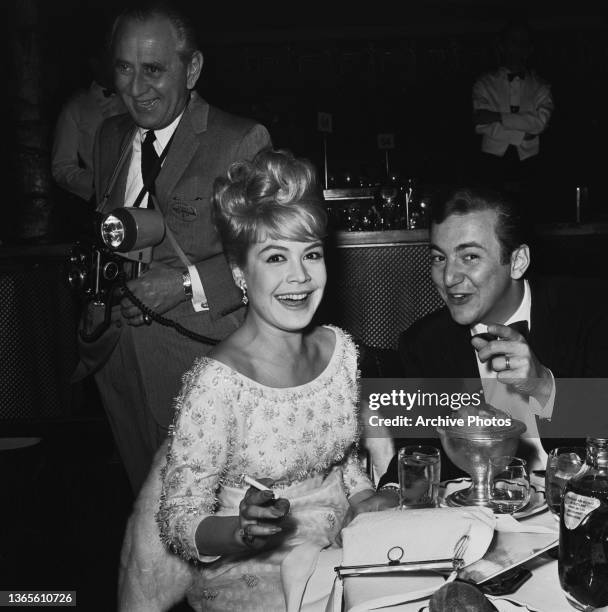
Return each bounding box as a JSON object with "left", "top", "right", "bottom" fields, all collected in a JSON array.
[
  {"left": 332, "top": 507, "right": 496, "bottom": 612},
  {"left": 339, "top": 506, "right": 495, "bottom": 573}
]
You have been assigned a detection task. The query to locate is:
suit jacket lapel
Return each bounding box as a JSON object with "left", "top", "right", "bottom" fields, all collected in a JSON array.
[
  {"left": 99, "top": 116, "right": 135, "bottom": 213},
  {"left": 156, "top": 93, "right": 209, "bottom": 212},
  {"left": 450, "top": 323, "right": 479, "bottom": 378},
  {"left": 528, "top": 278, "right": 559, "bottom": 370},
  {"left": 433, "top": 310, "right": 479, "bottom": 378}
]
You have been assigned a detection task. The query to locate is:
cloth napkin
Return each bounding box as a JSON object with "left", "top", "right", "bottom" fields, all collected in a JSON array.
[
  {"left": 341, "top": 506, "right": 496, "bottom": 568},
  {"left": 338, "top": 507, "right": 496, "bottom": 612}
]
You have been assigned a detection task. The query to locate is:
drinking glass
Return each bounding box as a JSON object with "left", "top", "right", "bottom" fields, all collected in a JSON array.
[
  {"left": 488, "top": 456, "right": 530, "bottom": 514},
  {"left": 545, "top": 447, "right": 586, "bottom": 516},
  {"left": 398, "top": 445, "right": 441, "bottom": 508}
]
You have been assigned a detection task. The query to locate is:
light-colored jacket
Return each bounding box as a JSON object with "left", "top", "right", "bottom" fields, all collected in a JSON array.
[{"left": 473, "top": 67, "right": 554, "bottom": 160}]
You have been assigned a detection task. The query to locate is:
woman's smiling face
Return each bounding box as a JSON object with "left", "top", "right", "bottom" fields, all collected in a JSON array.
[{"left": 235, "top": 238, "right": 327, "bottom": 333}]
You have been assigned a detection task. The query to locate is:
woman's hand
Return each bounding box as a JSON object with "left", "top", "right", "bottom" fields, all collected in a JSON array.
[
  {"left": 236, "top": 480, "right": 290, "bottom": 551},
  {"left": 351, "top": 488, "right": 399, "bottom": 516},
  {"left": 337, "top": 488, "right": 399, "bottom": 543}
]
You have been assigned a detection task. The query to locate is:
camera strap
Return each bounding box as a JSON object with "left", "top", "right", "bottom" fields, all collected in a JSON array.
[
  {"left": 97, "top": 126, "right": 137, "bottom": 213},
  {"left": 147, "top": 192, "right": 210, "bottom": 311},
  {"left": 97, "top": 125, "right": 176, "bottom": 212},
  {"left": 101, "top": 121, "right": 206, "bottom": 293},
  {"left": 90, "top": 110, "right": 219, "bottom": 345}
]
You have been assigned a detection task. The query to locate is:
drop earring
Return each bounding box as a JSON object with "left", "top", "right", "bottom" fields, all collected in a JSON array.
[{"left": 240, "top": 282, "right": 248, "bottom": 305}]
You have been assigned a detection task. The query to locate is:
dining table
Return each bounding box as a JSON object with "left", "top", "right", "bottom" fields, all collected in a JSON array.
[{"left": 339, "top": 473, "right": 580, "bottom": 612}]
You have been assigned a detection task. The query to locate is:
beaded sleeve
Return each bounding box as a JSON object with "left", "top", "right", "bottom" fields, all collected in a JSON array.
[
  {"left": 156, "top": 360, "right": 234, "bottom": 563},
  {"left": 341, "top": 446, "right": 375, "bottom": 498}
]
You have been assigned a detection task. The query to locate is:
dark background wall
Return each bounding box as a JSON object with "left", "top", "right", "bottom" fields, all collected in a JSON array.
[
  {"left": 31, "top": 5, "right": 608, "bottom": 177},
  {"left": 2, "top": 6, "right": 607, "bottom": 606},
  {"left": 6, "top": 0, "right": 608, "bottom": 243}
]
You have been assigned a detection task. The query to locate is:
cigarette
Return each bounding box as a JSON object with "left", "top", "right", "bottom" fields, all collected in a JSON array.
[{"left": 242, "top": 474, "right": 274, "bottom": 494}]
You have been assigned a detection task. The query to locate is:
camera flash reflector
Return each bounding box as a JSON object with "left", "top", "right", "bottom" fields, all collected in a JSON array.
[
  {"left": 101, "top": 215, "right": 126, "bottom": 248},
  {"left": 99, "top": 208, "right": 165, "bottom": 253}
]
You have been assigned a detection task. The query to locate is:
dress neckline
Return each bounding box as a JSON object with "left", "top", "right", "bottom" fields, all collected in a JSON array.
[{"left": 204, "top": 325, "right": 343, "bottom": 392}]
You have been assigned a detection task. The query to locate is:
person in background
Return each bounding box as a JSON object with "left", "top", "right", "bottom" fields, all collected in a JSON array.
[
  {"left": 52, "top": 49, "right": 126, "bottom": 203},
  {"left": 72, "top": 2, "right": 271, "bottom": 494},
  {"left": 472, "top": 20, "right": 553, "bottom": 213},
  {"left": 118, "top": 149, "right": 395, "bottom": 612}
]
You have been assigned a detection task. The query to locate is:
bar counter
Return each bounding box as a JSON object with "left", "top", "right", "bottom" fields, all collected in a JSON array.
[{"left": 333, "top": 223, "right": 608, "bottom": 246}]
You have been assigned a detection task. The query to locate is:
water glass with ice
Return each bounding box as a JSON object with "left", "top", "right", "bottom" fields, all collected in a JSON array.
[
  {"left": 398, "top": 445, "right": 441, "bottom": 508},
  {"left": 488, "top": 456, "right": 530, "bottom": 514}
]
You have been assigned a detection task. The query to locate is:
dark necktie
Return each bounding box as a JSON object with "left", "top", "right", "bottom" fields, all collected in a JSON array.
[
  {"left": 136, "top": 130, "right": 159, "bottom": 207},
  {"left": 473, "top": 320, "right": 529, "bottom": 342}
]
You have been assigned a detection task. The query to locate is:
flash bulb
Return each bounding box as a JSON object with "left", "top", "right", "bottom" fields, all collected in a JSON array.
[
  {"left": 99, "top": 208, "right": 165, "bottom": 253},
  {"left": 101, "top": 214, "right": 126, "bottom": 248}
]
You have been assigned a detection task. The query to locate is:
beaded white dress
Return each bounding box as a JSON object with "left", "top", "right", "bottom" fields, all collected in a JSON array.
[{"left": 156, "top": 326, "right": 373, "bottom": 611}]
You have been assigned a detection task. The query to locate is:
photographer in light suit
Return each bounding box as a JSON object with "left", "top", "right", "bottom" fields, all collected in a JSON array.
[{"left": 73, "top": 2, "right": 270, "bottom": 494}]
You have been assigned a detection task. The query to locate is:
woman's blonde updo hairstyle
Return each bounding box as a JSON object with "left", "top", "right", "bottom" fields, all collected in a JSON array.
[{"left": 213, "top": 149, "right": 327, "bottom": 267}]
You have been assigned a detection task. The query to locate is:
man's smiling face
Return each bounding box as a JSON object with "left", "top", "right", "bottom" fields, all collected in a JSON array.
[
  {"left": 113, "top": 16, "right": 201, "bottom": 130},
  {"left": 429, "top": 210, "right": 524, "bottom": 326}
]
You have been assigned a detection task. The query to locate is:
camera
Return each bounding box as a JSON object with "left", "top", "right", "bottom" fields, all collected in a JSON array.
[{"left": 68, "top": 208, "right": 166, "bottom": 307}]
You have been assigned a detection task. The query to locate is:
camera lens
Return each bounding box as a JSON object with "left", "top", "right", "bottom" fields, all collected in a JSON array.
[
  {"left": 68, "top": 268, "right": 87, "bottom": 288},
  {"left": 101, "top": 214, "right": 125, "bottom": 248},
  {"left": 102, "top": 262, "right": 119, "bottom": 281}
]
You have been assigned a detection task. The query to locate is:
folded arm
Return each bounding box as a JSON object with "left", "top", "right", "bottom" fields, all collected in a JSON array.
[
  {"left": 472, "top": 79, "right": 554, "bottom": 142},
  {"left": 500, "top": 87, "right": 554, "bottom": 135}
]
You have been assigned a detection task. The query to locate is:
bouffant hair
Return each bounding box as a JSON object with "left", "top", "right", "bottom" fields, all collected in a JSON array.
[{"left": 213, "top": 149, "right": 327, "bottom": 267}]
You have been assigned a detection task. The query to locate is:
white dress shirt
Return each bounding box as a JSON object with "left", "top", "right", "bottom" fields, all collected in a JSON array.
[
  {"left": 124, "top": 112, "right": 183, "bottom": 208},
  {"left": 123, "top": 110, "right": 208, "bottom": 312},
  {"left": 470, "top": 280, "right": 556, "bottom": 469}
]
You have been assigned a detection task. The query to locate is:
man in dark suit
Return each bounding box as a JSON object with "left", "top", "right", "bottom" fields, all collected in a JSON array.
[
  {"left": 378, "top": 187, "right": 608, "bottom": 489},
  {"left": 74, "top": 4, "right": 271, "bottom": 493}
]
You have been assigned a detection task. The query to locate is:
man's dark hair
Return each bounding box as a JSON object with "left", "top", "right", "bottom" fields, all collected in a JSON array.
[
  {"left": 110, "top": 2, "right": 199, "bottom": 64},
  {"left": 430, "top": 187, "right": 526, "bottom": 264}
]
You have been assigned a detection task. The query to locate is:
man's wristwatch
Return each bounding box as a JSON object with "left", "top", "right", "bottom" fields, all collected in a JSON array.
[{"left": 182, "top": 270, "right": 193, "bottom": 298}]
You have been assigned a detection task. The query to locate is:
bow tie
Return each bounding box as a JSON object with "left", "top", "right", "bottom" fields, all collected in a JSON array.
[
  {"left": 508, "top": 320, "right": 529, "bottom": 339},
  {"left": 473, "top": 320, "right": 529, "bottom": 342},
  {"left": 507, "top": 71, "right": 525, "bottom": 82}
]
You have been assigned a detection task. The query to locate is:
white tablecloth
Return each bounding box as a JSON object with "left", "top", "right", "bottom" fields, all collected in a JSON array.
[
  {"left": 342, "top": 483, "right": 576, "bottom": 612},
  {"left": 343, "top": 547, "right": 570, "bottom": 611}
]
